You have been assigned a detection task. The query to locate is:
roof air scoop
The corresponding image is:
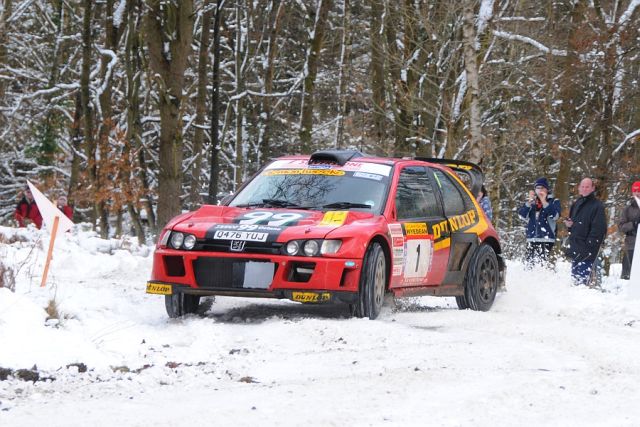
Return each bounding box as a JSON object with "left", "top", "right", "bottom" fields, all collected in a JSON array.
[{"left": 308, "top": 150, "right": 364, "bottom": 166}]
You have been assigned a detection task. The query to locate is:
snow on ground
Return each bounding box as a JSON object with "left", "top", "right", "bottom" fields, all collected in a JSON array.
[{"left": 1, "top": 226, "right": 640, "bottom": 426}]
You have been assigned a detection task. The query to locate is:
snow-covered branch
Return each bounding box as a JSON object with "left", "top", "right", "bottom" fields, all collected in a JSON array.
[{"left": 493, "top": 30, "right": 567, "bottom": 56}]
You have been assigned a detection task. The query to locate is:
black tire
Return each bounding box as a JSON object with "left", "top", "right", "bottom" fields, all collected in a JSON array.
[
  {"left": 455, "top": 295, "right": 470, "bottom": 310},
  {"left": 458, "top": 244, "right": 499, "bottom": 311},
  {"left": 165, "top": 294, "right": 201, "bottom": 318},
  {"left": 350, "top": 242, "right": 387, "bottom": 320}
]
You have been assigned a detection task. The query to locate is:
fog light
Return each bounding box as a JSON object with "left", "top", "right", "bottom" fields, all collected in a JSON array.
[
  {"left": 303, "top": 240, "right": 320, "bottom": 256},
  {"left": 286, "top": 241, "right": 300, "bottom": 255},
  {"left": 183, "top": 234, "right": 196, "bottom": 250},
  {"left": 170, "top": 232, "right": 184, "bottom": 249}
]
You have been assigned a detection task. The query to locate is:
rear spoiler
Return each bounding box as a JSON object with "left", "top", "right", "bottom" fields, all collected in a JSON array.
[{"left": 414, "top": 157, "right": 484, "bottom": 196}]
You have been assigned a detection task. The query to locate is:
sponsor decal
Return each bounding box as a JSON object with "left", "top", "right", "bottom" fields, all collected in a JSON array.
[
  {"left": 430, "top": 209, "right": 478, "bottom": 240},
  {"left": 353, "top": 172, "right": 384, "bottom": 181},
  {"left": 235, "top": 211, "right": 306, "bottom": 226},
  {"left": 263, "top": 169, "right": 345, "bottom": 176},
  {"left": 388, "top": 223, "right": 405, "bottom": 276},
  {"left": 265, "top": 160, "right": 392, "bottom": 177},
  {"left": 404, "top": 222, "right": 428, "bottom": 236},
  {"left": 319, "top": 211, "right": 348, "bottom": 227}
]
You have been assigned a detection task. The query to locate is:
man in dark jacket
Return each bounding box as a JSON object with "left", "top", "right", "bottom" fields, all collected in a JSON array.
[
  {"left": 618, "top": 181, "right": 640, "bottom": 280},
  {"left": 518, "top": 177, "right": 562, "bottom": 267},
  {"left": 564, "top": 178, "right": 607, "bottom": 285}
]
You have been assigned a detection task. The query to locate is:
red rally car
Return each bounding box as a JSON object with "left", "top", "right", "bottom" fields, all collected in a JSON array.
[{"left": 147, "top": 150, "right": 506, "bottom": 319}]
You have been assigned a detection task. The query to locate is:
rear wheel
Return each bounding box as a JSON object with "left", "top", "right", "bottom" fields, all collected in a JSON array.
[
  {"left": 165, "top": 294, "right": 201, "bottom": 318},
  {"left": 350, "top": 242, "right": 387, "bottom": 320},
  {"left": 457, "top": 244, "right": 498, "bottom": 311}
]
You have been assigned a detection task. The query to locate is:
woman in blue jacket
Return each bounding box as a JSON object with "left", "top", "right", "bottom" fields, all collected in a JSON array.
[{"left": 518, "top": 177, "right": 562, "bottom": 267}]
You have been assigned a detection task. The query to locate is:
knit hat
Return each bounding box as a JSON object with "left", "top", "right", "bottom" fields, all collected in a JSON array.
[
  {"left": 534, "top": 177, "right": 550, "bottom": 190},
  {"left": 632, "top": 181, "right": 640, "bottom": 193}
]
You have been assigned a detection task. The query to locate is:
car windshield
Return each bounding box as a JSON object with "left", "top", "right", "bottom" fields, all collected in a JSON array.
[{"left": 229, "top": 163, "right": 392, "bottom": 214}]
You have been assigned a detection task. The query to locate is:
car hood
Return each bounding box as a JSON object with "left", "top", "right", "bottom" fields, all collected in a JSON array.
[{"left": 170, "top": 205, "right": 377, "bottom": 241}]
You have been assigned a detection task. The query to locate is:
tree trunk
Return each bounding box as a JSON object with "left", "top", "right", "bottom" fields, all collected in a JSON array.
[
  {"left": 144, "top": 0, "right": 195, "bottom": 230},
  {"left": 0, "top": 0, "right": 13, "bottom": 114},
  {"left": 189, "top": 1, "right": 212, "bottom": 209},
  {"left": 298, "top": 0, "right": 332, "bottom": 152},
  {"left": 80, "top": 0, "right": 96, "bottom": 225},
  {"left": 462, "top": 0, "right": 483, "bottom": 164},
  {"left": 334, "top": 0, "right": 351, "bottom": 149},
  {"left": 208, "top": 0, "right": 224, "bottom": 204},
  {"left": 369, "top": 0, "right": 386, "bottom": 154},
  {"left": 258, "top": 0, "right": 285, "bottom": 164},
  {"left": 234, "top": 3, "right": 244, "bottom": 190},
  {"left": 68, "top": 92, "right": 83, "bottom": 217}
]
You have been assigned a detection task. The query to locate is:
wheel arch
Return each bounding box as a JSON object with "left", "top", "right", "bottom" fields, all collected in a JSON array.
[
  {"left": 369, "top": 234, "right": 392, "bottom": 291},
  {"left": 481, "top": 236, "right": 505, "bottom": 274}
]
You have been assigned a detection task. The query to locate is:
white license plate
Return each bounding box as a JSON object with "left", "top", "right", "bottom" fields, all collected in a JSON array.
[{"left": 213, "top": 230, "right": 269, "bottom": 242}]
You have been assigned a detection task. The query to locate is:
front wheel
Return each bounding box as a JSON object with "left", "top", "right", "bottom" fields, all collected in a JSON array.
[
  {"left": 350, "top": 242, "right": 387, "bottom": 320},
  {"left": 165, "top": 293, "right": 201, "bottom": 318},
  {"left": 456, "top": 244, "right": 499, "bottom": 311}
]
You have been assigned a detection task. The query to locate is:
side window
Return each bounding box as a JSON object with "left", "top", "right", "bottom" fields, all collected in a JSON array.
[
  {"left": 395, "top": 166, "right": 441, "bottom": 220},
  {"left": 432, "top": 169, "right": 467, "bottom": 217}
]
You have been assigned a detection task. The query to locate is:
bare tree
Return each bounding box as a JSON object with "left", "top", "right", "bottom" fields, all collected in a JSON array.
[{"left": 144, "top": 0, "right": 195, "bottom": 229}]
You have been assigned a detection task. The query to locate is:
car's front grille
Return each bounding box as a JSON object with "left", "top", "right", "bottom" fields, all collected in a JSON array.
[
  {"left": 194, "top": 240, "right": 283, "bottom": 255},
  {"left": 192, "top": 258, "right": 277, "bottom": 289}
]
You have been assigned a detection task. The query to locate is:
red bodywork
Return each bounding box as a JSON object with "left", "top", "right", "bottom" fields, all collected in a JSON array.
[{"left": 148, "top": 156, "right": 504, "bottom": 303}]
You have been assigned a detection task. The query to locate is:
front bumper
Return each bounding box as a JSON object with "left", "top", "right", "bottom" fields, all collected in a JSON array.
[{"left": 149, "top": 248, "right": 363, "bottom": 297}]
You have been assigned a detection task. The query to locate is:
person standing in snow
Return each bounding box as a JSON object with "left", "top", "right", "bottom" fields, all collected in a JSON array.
[
  {"left": 618, "top": 181, "right": 640, "bottom": 280},
  {"left": 14, "top": 187, "right": 42, "bottom": 229},
  {"left": 518, "top": 177, "right": 562, "bottom": 267},
  {"left": 56, "top": 195, "right": 74, "bottom": 221},
  {"left": 564, "top": 177, "right": 607, "bottom": 285},
  {"left": 476, "top": 185, "right": 493, "bottom": 221}
]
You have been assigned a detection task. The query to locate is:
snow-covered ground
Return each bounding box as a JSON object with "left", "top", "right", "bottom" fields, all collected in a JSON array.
[{"left": 1, "top": 226, "right": 639, "bottom": 426}]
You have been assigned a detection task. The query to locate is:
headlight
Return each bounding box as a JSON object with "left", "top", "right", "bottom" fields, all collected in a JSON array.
[
  {"left": 183, "top": 234, "right": 197, "bottom": 250},
  {"left": 303, "top": 240, "right": 320, "bottom": 256},
  {"left": 320, "top": 239, "right": 342, "bottom": 254},
  {"left": 286, "top": 241, "right": 300, "bottom": 255},
  {"left": 170, "top": 232, "right": 184, "bottom": 249}
]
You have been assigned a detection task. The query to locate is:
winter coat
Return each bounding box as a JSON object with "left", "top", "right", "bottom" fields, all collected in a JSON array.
[
  {"left": 565, "top": 192, "right": 607, "bottom": 262},
  {"left": 58, "top": 205, "right": 73, "bottom": 220},
  {"left": 479, "top": 196, "right": 493, "bottom": 221},
  {"left": 618, "top": 199, "right": 640, "bottom": 250},
  {"left": 15, "top": 198, "right": 42, "bottom": 229},
  {"left": 518, "top": 195, "right": 561, "bottom": 243}
]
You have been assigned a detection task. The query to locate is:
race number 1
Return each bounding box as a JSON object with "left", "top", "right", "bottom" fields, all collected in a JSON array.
[{"left": 404, "top": 239, "right": 432, "bottom": 278}]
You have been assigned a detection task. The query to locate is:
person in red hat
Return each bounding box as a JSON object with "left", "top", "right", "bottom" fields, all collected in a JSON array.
[
  {"left": 618, "top": 181, "right": 640, "bottom": 280},
  {"left": 14, "top": 187, "right": 43, "bottom": 229}
]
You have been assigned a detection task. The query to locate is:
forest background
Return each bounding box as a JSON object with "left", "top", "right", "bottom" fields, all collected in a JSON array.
[{"left": 0, "top": 0, "right": 638, "bottom": 260}]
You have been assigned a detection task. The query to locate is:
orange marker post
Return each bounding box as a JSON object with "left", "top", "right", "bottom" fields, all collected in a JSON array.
[{"left": 41, "top": 215, "right": 60, "bottom": 288}]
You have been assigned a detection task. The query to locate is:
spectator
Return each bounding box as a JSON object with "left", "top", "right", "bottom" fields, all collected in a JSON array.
[
  {"left": 476, "top": 185, "right": 493, "bottom": 221},
  {"left": 56, "top": 195, "right": 74, "bottom": 220},
  {"left": 518, "top": 177, "right": 562, "bottom": 267},
  {"left": 564, "top": 177, "right": 607, "bottom": 285},
  {"left": 15, "top": 187, "right": 43, "bottom": 229},
  {"left": 618, "top": 181, "right": 640, "bottom": 280}
]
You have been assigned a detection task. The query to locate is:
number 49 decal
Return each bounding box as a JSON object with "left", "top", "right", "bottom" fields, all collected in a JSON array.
[{"left": 237, "top": 211, "right": 305, "bottom": 226}]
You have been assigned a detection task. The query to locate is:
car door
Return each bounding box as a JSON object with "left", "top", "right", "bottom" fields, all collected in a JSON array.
[
  {"left": 430, "top": 167, "right": 480, "bottom": 287},
  {"left": 390, "top": 165, "right": 449, "bottom": 287}
]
